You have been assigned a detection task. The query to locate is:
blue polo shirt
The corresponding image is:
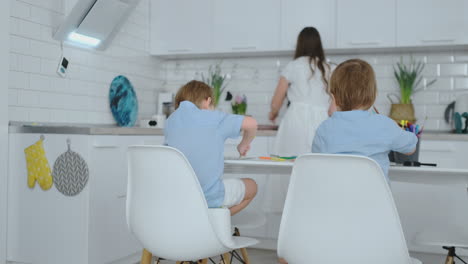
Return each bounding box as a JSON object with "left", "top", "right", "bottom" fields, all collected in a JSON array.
[
  {"left": 312, "top": 110, "right": 418, "bottom": 181},
  {"left": 164, "top": 101, "right": 244, "bottom": 207}
]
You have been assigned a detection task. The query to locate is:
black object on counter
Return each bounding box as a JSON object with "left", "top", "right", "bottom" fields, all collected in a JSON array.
[{"left": 403, "top": 161, "right": 437, "bottom": 167}]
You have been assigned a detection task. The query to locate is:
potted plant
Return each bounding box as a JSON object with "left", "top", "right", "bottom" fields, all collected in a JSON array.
[
  {"left": 231, "top": 94, "right": 247, "bottom": 115},
  {"left": 202, "top": 63, "right": 230, "bottom": 107},
  {"left": 389, "top": 57, "right": 436, "bottom": 123}
]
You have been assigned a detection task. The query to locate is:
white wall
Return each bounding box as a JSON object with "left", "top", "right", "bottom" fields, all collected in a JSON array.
[
  {"left": 9, "top": 0, "right": 163, "bottom": 124},
  {"left": 160, "top": 50, "right": 468, "bottom": 131},
  {"left": 0, "top": 0, "right": 9, "bottom": 262}
]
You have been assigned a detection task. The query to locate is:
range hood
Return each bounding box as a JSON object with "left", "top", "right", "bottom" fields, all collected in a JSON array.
[{"left": 53, "top": 0, "right": 141, "bottom": 50}]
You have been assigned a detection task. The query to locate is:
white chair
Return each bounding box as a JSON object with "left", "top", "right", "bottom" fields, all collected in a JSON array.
[
  {"left": 126, "top": 145, "right": 258, "bottom": 263},
  {"left": 277, "top": 154, "right": 422, "bottom": 264}
]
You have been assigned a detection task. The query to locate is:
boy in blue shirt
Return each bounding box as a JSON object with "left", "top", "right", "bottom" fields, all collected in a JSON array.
[
  {"left": 312, "top": 59, "right": 417, "bottom": 181},
  {"left": 165, "top": 80, "right": 258, "bottom": 215}
]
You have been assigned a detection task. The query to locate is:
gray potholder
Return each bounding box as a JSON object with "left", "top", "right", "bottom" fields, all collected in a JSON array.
[{"left": 53, "top": 140, "right": 89, "bottom": 196}]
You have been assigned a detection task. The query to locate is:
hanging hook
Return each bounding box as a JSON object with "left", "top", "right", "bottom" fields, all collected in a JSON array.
[
  {"left": 40, "top": 135, "right": 45, "bottom": 141},
  {"left": 66, "top": 138, "right": 71, "bottom": 151}
]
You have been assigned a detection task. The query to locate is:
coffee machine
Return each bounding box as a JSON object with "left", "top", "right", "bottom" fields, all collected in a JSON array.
[{"left": 158, "top": 92, "right": 174, "bottom": 118}]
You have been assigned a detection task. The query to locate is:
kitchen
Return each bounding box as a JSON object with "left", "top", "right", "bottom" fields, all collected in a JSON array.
[{"left": 1, "top": 0, "right": 468, "bottom": 264}]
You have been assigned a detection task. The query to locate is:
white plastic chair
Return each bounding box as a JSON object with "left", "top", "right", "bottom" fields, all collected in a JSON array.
[
  {"left": 277, "top": 154, "right": 422, "bottom": 264},
  {"left": 126, "top": 145, "right": 258, "bottom": 263}
]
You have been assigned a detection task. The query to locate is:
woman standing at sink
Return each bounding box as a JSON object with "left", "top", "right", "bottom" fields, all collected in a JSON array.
[{"left": 269, "top": 27, "right": 333, "bottom": 156}]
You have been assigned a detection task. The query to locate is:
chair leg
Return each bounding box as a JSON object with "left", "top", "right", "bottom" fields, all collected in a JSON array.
[
  {"left": 233, "top": 228, "right": 251, "bottom": 264},
  {"left": 141, "top": 249, "right": 153, "bottom": 264},
  {"left": 222, "top": 253, "right": 231, "bottom": 264}
]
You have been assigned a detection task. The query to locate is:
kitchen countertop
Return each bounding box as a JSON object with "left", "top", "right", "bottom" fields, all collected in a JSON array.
[{"left": 8, "top": 122, "right": 468, "bottom": 140}]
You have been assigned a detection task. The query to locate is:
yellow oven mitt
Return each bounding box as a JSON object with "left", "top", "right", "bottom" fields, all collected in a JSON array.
[{"left": 24, "top": 138, "right": 53, "bottom": 190}]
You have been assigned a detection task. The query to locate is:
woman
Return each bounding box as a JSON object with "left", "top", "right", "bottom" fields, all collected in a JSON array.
[{"left": 270, "top": 27, "right": 333, "bottom": 156}]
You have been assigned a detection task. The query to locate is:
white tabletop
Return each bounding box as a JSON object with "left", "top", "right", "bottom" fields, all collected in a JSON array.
[{"left": 224, "top": 159, "right": 468, "bottom": 185}]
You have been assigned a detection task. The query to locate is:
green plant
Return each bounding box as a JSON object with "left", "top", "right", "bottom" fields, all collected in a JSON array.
[
  {"left": 393, "top": 57, "right": 436, "bottom": 104},
  {"left": 231, "top": 94, "right": 247, "bottom": 115},
  {"left": 201, "top": 63, "right": 230, "bottom": 107}
]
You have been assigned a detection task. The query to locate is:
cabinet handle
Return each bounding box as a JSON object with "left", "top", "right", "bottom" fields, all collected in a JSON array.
[
  {"left": 421, "top": 39, "right": 455, "bottom": 43},
  {"left": 232, "top": 46, "right": 257, "bottom": 51},
  {"left": 92, "top": 145, "right": 119, "bottom": 148},
  {"left": 349, "top": 41, "right": 381, "bottom": 46},
  {"left": 117, "top": 194, "right": 127, "bottom": 199},
  {"left": 167, "top": 48, "right": 192, "bottom": 52}
]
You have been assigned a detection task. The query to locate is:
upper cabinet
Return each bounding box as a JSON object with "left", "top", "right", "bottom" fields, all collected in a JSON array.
[
  {"left": 337, "top": 0, "right": 395, "bottom": 48},
  {"left": 212, "top": 0, "right": 281, "bottom": 52},
  {"left": 280, "top": 0, "right": 336, "bottom": 50},
  {"left": 149, "top": 0, "right": 468, "bottom": 56},
  {"left": 150, "top": 0, "right": 213, "bottom": 55},
  {"left": 397, "top": 0, "right": 468, "bottom": 47}
]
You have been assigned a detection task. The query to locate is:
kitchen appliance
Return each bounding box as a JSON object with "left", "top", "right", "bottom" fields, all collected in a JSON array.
[
  {"left": 444, "top": 94, "right": 468, "bottom": 133},
  {"left": 158, "top": 92, "right": 174, "bottom": 117}
]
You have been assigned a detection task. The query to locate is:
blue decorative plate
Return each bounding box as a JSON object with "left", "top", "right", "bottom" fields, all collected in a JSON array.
[{"left": 109, "top": 75, "right": 138, "bottom": 127}]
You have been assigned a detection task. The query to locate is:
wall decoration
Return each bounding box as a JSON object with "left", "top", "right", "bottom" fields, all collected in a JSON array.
[
  {"left": 109, "top": 75, "right": 138, "bottom": 126},
  {"left": 24, "top": 135, "right": 53, "bottom": 190},
  {"left": 52, "top": 139, "right": 89, "bottom": 196}
]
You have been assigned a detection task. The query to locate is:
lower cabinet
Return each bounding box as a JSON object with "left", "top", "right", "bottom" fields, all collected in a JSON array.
[{"left": 7, "top": 133, "right": 165, "bottom": 264}]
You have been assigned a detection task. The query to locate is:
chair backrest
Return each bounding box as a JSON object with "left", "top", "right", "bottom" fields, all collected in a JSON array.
[
  {"left": 277, "top": 154, "right": 412, "bottom": 264},
  {"left": 126, "top": 145, "right": 224, "bottom": 260}
]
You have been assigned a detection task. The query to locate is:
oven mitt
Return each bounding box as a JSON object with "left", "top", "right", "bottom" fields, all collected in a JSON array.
[{"left": 24, "top": 138, "right": 53, "bottom": 190}]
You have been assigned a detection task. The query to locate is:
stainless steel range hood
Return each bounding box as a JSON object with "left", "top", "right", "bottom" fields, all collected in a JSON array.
[{"left": 53, "top": 0, "right": 142, "bottom": 50}]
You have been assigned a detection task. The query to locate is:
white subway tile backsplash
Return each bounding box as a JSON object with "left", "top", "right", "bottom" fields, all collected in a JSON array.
[
  {"left": 29, "top": 74, "right": 52, "bottom": 91},
  {"left": 411, "top": 91, "right": 439, "bottom": 104},
  {"left": 11, "top": 0, "right": 31, "bottom": 19},
  {"left": 8, "top": 89, "right": 18, "bottom": 105},
  {"left": 454, "top": 52, "right": 468, "bottom": 62},
  {"left": 454, "top": 78, "right": 468, "bottom": 90},
  {"left": 29, "top": 6, "right": 61, "bottom": 27},
  {"left": 10, "top": 35, "right": 30, "bottom": 55},
  {"left": 29, "top": 108, "right": 51, "bottom": 122},
  {"left": 30, "top": 40, "right": 61, "bottom": 60},
  {"left": 426, "top": 77, "right": 452, "bottom": 90},
  {"left": 17, "top": 55, "right": 41, "bottom": 73},
  {"left": 426, "top": 54, "right": 454, "bottom": 64},
  {"left": 421, "top": 64, "right": 439, "bottom": 77},
  {"left": 439, "top": 64, "right": 467, "bottom": 76},
  {"left": 439, "top": 92, "right": 456, "bottom": 104},
  {"left": 9, "top": 106, "right": 30, "bottom": 121},
  {"left": 16, "top": 18, "right": 41, "bottom": 40},
  {"left": 18, "top": 90, "right": 40, "bottom": 106},
  {"left": 9, "top": 53, "right": 19, "bottom": 71},
  {"left": 9, "top": 71, "right": 29, "bottom": 89},
  {"left": 425, "top": 105, "right": 447, "bottom": 119}
]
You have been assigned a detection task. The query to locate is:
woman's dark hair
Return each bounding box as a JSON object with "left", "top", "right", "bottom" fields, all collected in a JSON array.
[{"left": 294, "top": 27, "right": 330, "bottom": 89}]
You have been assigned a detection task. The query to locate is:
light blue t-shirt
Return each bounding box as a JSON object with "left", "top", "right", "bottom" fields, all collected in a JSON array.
[
  {"left": 312, "top": 110, "right": 418, "bottom": 180},
  {"left": 164, "top": 101, "right": 244, "bottom": 207}
]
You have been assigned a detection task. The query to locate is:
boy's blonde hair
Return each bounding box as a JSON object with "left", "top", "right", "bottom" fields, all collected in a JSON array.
[
  {"left": 175, "top": 80, "right": 213, "bottom": 109},
  {"left": 330, "top": 59, "right": 377, "bottom": 111}
]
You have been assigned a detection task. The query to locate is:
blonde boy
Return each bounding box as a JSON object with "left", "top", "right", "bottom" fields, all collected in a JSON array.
[
  {"left": 312, "top": 59, "right": 417, "bottom": 181},
  {"left": 165, "top": 80, "right": 258, "bottom": 215}
]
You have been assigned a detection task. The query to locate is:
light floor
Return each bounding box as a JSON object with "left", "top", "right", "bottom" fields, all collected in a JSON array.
[{"left": 153, "top": 249, "right": 279, "bottom": 264}]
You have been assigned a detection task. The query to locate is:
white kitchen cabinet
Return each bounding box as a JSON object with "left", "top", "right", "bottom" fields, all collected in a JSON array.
[
  {"left": 397, "top": 0, "right": 468, "bottom": 47},
  {"left": 337, "top": 0, "right": 396, "bottom": 48},
  {"left": 150, "top": 0, "right": 213, "bottom": 55},
  {"left": 280, "top": 0, "right": 336, "bottom": 50},
  {"left": 88, "top": 135, "right": 165, "bottom": 264},
  {"left": 212, "top": 0, "right": 281, "bottom": 53},
  {"left": 7, "top": 133, "right": 165, "bottom": 264}
]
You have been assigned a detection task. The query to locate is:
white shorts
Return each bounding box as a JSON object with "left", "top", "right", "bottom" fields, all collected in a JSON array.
[{"left": 222, "top": 178, "right": 246, "bottom": 208}]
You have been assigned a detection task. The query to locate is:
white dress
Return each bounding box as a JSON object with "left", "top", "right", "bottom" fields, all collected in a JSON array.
[
  {"left": 273, "top": 56, "right": 332, "bottom": 156},
  {"left": 265, "top": 56, "right": 332, "bottom": 213}
]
